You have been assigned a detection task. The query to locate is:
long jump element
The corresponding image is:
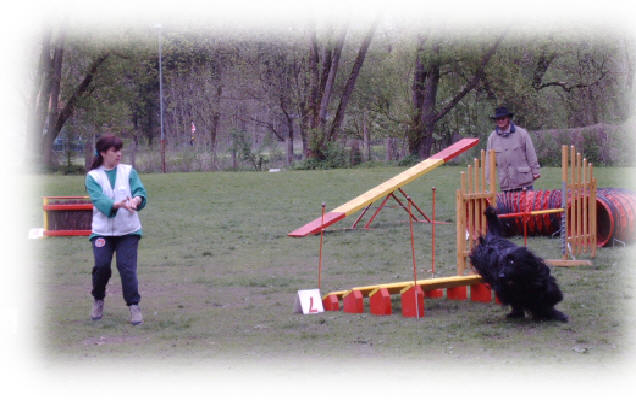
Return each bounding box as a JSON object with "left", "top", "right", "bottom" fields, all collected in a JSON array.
[
  {"left": 320, "top": 275, "right": 488, "bottom": 315},
  {"left": 325, "top": 275, "right": 484, "bottom": 300},
  {"left": 42, "top": 196, "right": 92, "bottom": 236},
  {"left": 288, "top": 138, "right": 480, "bottom": 237}
]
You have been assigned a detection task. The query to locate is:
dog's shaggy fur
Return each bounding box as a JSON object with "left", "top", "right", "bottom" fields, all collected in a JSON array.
[{"left": 469, "top": 206, "right": 568, "bottom": 322}]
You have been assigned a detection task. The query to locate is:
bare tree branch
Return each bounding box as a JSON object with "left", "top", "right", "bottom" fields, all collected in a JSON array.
[
  {"left": 537, "top": 70, "right": 607, "bottom": 92},
  {"left": 433, "top": 34, "right": 504, "bottom": 123},
  {"left": 533, "top": 47, "right": 608, "bottom": 92},
  {"left": 327, "top": 17, "right": 379, "bottom": 141},
  {"left": 52, "top": 52, "right": 111, "bottom": 141},
  {"left": 242, "top": 115, "right": 285, "bottom": 141},
  {"left": 318, "top": 26, "right": 347, "bottom": 133},
  {"left": 532, "top": 51, "right": 558, "bottom": 89}
]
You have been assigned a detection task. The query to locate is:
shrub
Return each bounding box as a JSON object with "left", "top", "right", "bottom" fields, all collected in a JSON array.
[
  {"left": 397, "top": 153, "right": 419, "bottom": 166},
  {"left": 531, "top": 123, "right": 635, "bottom": 167},
  {"left": 293, "top": 142, "right": 349, "bottom": 170}
]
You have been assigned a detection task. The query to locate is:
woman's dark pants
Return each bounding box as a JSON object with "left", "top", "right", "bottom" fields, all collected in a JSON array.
[{"left": 91, "top": 234, "right": 140, "bottom": 306}]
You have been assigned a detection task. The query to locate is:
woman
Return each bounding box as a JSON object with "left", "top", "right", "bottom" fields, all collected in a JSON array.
[{"left": 85, "top": 135, "right": 147, "bottom": 325}]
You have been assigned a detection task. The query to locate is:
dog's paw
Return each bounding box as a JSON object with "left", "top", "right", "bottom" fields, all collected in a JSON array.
[
  {"left": 506, "top": 308, "right": 525, "bottom": 319},
  {"left": 552, "top": 310, "right": 569, "bottom": 323},
  {"left": 531, "top": 309, "right": 569, "bottom": 323}
]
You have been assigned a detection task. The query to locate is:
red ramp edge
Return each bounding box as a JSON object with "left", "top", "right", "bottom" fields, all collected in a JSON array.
[
  {"left": 288, "top": 211, "right": 346, "bottom": 237},
  {"left": 431, "top": 138, "right": 479, "bottom": 162}
]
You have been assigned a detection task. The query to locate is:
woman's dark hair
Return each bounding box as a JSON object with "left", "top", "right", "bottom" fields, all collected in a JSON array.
[{"left": 88, "top": 135, "right": 123, "bottom": 171}]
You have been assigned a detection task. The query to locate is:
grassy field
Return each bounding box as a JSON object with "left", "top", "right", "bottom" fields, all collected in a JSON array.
[{"left": 23, "top": 164, "right": 636, "bottom": 388}]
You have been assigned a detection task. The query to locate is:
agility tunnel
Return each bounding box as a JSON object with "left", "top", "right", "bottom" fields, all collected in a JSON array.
[{"left": 495, "top": 188, "right": 636, "bottom": 247}]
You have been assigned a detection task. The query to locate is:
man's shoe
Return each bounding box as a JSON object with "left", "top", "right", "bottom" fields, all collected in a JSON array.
[
  {"left": 129, "top": 305, "right": 143, "bottom": 325},
  {"left": 91, "top": 299, "right": 104, "bottom": 320}
]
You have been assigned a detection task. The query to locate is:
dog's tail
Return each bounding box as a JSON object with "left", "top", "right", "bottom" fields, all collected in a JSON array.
[{"left": 485, "top": 205, "right": 504, "bottom": 237}]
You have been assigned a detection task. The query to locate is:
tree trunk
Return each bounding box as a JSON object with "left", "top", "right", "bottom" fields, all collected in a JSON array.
[
  {"left": 231, "top": 133, "right": 238, "bottom": 170},
  {"left": 386, "top": 137, "right": 398, "bottom": 161},
  {"left": 131, "top": 134, "right": 139, "bottom": 170},
  {"left": 286, "top": 114, "right": 294, "bottom": 166},
  {"left": 417, "top": 44, "right": 440, "bottom": 158},
  {"left": 363, "top": 112, "right": 370, "bottom": 162},
  {"left": 300, "top": 118, "right": 309, "bottom": 159},
  {"left": 328, "top": 20, "right": 378, "bottom": 142},
  {"left": 308, "top": 28, "right": 321, "bottom": 131},
  {"left": 210, "top": 113, "right": 219, "bottom": 170},
  {"left": 42, "top": 39, "right": 64, "bottom": 167},
  {"left": 410, "top": 35, "right": 502, "bottom": 158},
  {"left": 318, "top": 28, "right": 346, "bottom": 133},
  {"left": 83, "top": 131, "right": 95, "bottom": 171},
  {"left": 32, "top": 31, "right": 53, "bottom": 163},
  {"left": 350, "top": 138, "right": 361, "bottom": 166},
  {"left": 409, "top": 41, "right": 439, "bottom": 158},
  {"left": 42, "top": 47, "right": 110, "bottom": 169}
]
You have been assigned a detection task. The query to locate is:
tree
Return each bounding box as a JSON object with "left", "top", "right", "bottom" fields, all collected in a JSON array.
[
  {"left": 302, "top": 18, "right": 379, "bottom": 160},
  {"left": 480, "top": 34, "right": 626, "bottom": 131},
  {"left": 34, "top": 31, "right": 113, "bottom": 168},
  {"left": 250, "top": 40, "right": 306, "bottom": 166},
  {"left": 347, "top": 34, "right": 415, "bottom": 161},
  {"left": 28, "top": 26, "right": 634, "bottom": 172},
  {"left": 409, "top": 33, "right": 503, "bottom": 158},
  {"left": 31, "top": 30, "right": 156, "bottom": 169}
]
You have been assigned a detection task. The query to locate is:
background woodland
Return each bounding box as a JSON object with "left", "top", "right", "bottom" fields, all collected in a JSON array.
[{"left": 29, "top": 22, "right": 636, "bottom": 172}]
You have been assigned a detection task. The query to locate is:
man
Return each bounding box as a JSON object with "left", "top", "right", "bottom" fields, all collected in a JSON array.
[{"left": 486, "top": 106, "right": 540, "bottom": 192}]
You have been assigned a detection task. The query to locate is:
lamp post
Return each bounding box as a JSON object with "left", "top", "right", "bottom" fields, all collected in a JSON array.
[{"left": 155, "top": 24, "right": 166, "bottom": 173}]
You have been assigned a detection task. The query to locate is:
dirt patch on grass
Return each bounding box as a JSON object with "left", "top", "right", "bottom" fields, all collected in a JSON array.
[
  {"left": 82, "top": 335, "right": 149, "bottom": 347},
  {"left": 139, "top": 279, "right": 273, "bottom": 312}
]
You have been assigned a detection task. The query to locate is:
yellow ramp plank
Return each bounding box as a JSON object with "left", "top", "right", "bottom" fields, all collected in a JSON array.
[
  {"left": 545, "top": 259, "right": 592, "bottom": 267},
  {"left": 333, "top": 158, "right": 444, "bottom": 215},
  {"left": 324, "top": 275, "right": 484, "bottom": 299}
]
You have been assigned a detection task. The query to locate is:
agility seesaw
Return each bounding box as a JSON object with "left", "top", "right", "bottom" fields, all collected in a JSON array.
[{"left": 288, "top": 138, "right": 480, "bottom": 237}]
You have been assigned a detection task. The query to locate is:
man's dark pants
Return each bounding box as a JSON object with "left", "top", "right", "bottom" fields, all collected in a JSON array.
[
  {"left": 502, "top": 185, "right": 534, "bottom": 193},
  {"left": 91, "top": 234, "right": 140, "bottom": 306}
]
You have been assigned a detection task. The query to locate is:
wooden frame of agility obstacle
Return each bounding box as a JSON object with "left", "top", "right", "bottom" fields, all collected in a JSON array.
[
  {"left": 456, "top": 145, "right": 597, "bottom": 272},
  {"left": 456, "top": 149, "right": 497, "bottom": 275},
  {"left": 562, "top": 145, "right": 597, "bottom": 260}
]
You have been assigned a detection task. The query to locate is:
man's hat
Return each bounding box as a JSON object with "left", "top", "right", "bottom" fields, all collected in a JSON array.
[{"left": 490, "top": 106, "right": 514, "bottom": 120}]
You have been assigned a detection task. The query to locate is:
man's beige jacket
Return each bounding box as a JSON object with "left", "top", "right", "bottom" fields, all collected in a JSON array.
[{"left": 486, "top": 125, "right": 540, "bottom": 191}]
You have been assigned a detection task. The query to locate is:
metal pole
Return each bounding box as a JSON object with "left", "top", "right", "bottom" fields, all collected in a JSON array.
[
  {"left": 523, "top": 188, "right": 528, "bottom": 247},
  {"left": 561, "top": 146, "right": 567, "bottom": 259},
  {"left": 407, "top": 196, "right": 419, "bottom": 320},
  {"left": 319, "top": 202, "right": 325, "bottom": 290},
  {"left": 157, "top": 24, "right": 166, "bottom": 173},
  {"left": 431, "top": 187, "right": 436, "bottom": 278}
]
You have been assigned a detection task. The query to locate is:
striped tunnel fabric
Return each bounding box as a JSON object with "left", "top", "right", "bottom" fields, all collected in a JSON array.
[{"left": 495, "top": 188, "right": 636, "bottom": 247}]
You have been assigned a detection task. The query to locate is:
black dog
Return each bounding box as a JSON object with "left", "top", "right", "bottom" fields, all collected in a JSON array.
[{"left": 469, "top": 206, "right": 568, "bottom": 322}]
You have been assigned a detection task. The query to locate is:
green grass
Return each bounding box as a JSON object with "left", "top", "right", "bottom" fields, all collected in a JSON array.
[{"left": 26, "top": 165, "right": 636, "bottom": 366}]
